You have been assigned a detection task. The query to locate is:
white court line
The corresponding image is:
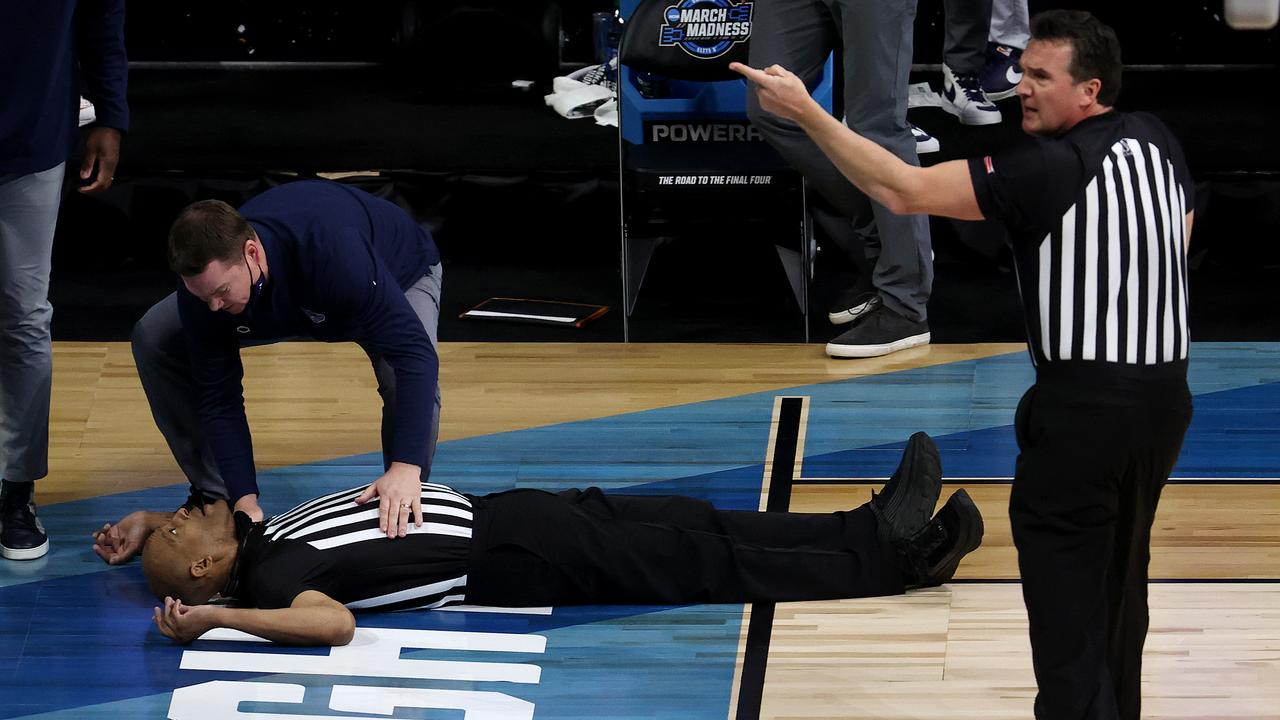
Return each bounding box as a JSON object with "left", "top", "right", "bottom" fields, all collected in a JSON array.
[{"left": 435, "top": 605, "right": 554, "bottom": 615}]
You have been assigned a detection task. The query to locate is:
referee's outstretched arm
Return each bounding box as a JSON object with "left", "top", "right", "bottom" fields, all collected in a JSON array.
[{"left": 730, "top": 62, "right": 984, "bottom": 221}]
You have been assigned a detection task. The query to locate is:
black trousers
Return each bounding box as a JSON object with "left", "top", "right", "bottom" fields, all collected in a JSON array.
[
  {"left": 1011, "top": 373, "right": 1192, "bottom": 720},
  {"left": 466, "top": 487, "right": 903, "bottom": 607}
]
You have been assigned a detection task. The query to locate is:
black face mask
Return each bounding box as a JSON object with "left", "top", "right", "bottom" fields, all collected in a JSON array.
[{"left": 244, "top": 249, "right": 267, "bottom": 315}]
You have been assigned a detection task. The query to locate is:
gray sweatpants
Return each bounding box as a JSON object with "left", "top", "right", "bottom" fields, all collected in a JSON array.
[
  {"left": 0, "top": 163, "right": 65, "bottom": 484},
  {"left": 747, "top": 0, "right": 933, "bottom": 322},
  {"left": 944, "top": 0, "right": 995, "bottom": 74},
  {"left": 989, "top": 0, "right": 1030, "bottom": 49},
  {"left": 131, "top": 264, "right": 444, "bottom": 500}
]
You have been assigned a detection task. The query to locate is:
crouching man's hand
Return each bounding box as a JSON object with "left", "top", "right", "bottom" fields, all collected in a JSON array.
[{"left": 355, "top": 462, "right": 423, "bottom": 539}]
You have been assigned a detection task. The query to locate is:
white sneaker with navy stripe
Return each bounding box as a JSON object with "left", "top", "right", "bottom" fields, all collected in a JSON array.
[
  {"left": 941, "top": 64, "right": 1002, "bottom": 126},
  {"left": 910, "top": 123, "right": 940, "bottom": 154}
]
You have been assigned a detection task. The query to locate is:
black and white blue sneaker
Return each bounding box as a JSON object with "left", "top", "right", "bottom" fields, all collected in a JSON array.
[
  {"left": 1, "top": 481, "right": 49, "bottom": 561},
  {"left": 941, "top": 64, "right": 1002, "bottom": 126},
  {"left": 910, "top": 123, "right": 940, "bottom": 154},
  {"left": 980, "top": 43, "right": 1023, "bottom": 102}
]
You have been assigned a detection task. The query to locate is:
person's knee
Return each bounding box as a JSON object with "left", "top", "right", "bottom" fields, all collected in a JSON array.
[
  {"left": 130, "top": 297, "right": 182, "bottom": 363},
  {"left": 1, "top": 301, "right": 53, "bottom": 347}
]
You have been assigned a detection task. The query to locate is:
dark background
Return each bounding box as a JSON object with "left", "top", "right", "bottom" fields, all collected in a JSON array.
[{"left": 52, "top": 0, "right": 1280, "bottom": 343}]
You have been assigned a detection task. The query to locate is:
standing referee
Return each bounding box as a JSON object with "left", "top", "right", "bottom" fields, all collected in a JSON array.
[{"left": 733, "top": 10, "right": 1193, "bottom": 719}]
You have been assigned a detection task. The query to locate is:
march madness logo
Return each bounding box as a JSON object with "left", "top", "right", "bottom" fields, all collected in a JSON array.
[{"left": 659, "top": 0, "right": 753, "bottom": 60}]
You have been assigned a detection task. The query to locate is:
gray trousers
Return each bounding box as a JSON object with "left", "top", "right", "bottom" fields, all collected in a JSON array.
[
  {"left": 0, "top": 163, "right": 65, "bottom": 484},
  {"left": 131, "top": 264, "right": 444, "bottom": 500},
  {"left": 944, "top": 0, "right": 995, "bottom": 74},
  {"left": 747, "top": 0, "right": 933, "bottom": 322},
  {"left": 989, "top": 0, "right": 1030, "bottom": 49}
]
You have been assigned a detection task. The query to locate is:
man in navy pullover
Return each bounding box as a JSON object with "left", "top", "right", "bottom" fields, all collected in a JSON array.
[
  {"left": 1, "top": 0, "right": 128, "bottom": 561},
  {"left": 102, "top": 181, "right": 443, "bottom": 563}
]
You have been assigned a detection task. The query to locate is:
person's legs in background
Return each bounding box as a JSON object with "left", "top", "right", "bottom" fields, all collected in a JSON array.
[
  {"left": 0, "top": 163, "right": 65, "bottom": 561},
  {"left": 981, "top": 0, "right": 1030, "bottom": 101},
  {"left": 940, "top": 0, "right": 1003, "bottom": 125},
  {"left": 823, "top": 0, "right": 934, "bottom": 358},
  {"left": 745, "top": 0, "right": 884, "bottom": 345}
]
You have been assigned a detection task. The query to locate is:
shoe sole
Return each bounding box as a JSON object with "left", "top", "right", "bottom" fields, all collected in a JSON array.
[
  {"left": 940, "top": 102, "right": 1003, "bottom": 126},
  {"left": 915, "top": 138, "right": 941, "bottom": 154},
  {"left": 926, "top": 489, "right": 985, "bottom": 587},
  {"left": 1, "top": 539, "right": 49, "bottom": 560},
  {"left": 828, "top": 299, "right": 875, "bottom": 326},
  {"left": 826, "top": 331, "right": 930, "bottom": 358},
  {"left": 984, "top": 87, "right": 1018, "bottom": 102},
  {"left": 877, "top": 432, "right": 943, "bottom": 541}
]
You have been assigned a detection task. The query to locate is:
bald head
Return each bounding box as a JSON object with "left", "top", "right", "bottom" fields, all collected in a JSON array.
[{"left": 141, "top": 502, "right": 239, "bottom": 605}]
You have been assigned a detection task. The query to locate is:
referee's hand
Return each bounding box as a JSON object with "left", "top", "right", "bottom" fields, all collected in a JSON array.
[
  {"left": 355, "top": 462, "right": 423, "bottom": 539},
  {"left": 728, "top": 62, "right": 820, "bottom": 126}
]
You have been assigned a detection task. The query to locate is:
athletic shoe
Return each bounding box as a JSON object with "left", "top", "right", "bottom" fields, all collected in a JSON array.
[
  {"left": 871, "top": 432, "right": 943, "bottom": 544},
  {"left": 980, "top": 43, "right": 1023, "bottom": 101},
  {"left": 827, "top": 283, "right": 879, "bottom": 326},
  {"left": 898, "top": 489, "right": 984, "bottom": 589},
  {"left": 910, "top": 123, "right": 940, "bottom": 154},
  {"left": 941, "top": 64, "right": 1002, "bottom": 126},
  {"left": 825, "top": 301, "right": 930, "bottom": 358},
  {"left": 79, "top": 96, "right": 96, "bottom": 127},
  {"left": 1, "top": 481, "right": 49, "bottom": 561}
]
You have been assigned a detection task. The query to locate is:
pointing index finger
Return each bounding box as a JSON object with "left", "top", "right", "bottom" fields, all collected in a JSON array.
[{"left": 728, "top": 62, "right": 768, "bottom": 84}]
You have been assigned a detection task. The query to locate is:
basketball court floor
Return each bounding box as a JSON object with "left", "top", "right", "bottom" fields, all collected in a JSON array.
[{"left": 1, "top": 341, "right": 1277, "bottom": 719}]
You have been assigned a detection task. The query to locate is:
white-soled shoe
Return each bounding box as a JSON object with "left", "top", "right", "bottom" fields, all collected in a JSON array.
[{"left": 941, "top": 64, "right": 1002, "bottom": 126}]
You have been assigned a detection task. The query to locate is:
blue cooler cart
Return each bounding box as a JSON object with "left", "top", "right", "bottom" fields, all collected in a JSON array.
[{"left": 616, "top": 0, "right": 834, "bottom": 340}]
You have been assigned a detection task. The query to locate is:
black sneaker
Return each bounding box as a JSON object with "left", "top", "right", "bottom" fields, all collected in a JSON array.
[
  {"left": 898, "top": 489, "right": 984, "bottom": 589},
  {"left": 1, "top": 482, "right": 50, "bottom": 561},
  {"left": 827, "top": 285, "right": 880, "bottom": 326},
  {"left": 825, "top": 302, "right": 930, "bottom": 358},
  {"left": 870, "top": 432, "right": 942, "bottom": 544}
]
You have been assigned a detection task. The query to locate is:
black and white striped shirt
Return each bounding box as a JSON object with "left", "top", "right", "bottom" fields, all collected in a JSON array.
[
  {"left": 231, "top": 482, "right": 473, "bottom": 611},
  {"left": 969, "top": 111, "right": 1194, "bottom": 373}
]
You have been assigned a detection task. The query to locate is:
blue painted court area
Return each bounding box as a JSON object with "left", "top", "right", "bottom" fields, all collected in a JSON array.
[{"left": 1, "top": 343, "right": 1277, "bottom": 718}]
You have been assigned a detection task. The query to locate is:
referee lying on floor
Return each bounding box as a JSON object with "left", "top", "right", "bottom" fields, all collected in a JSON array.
[{"left": 127, "top": 433, "right": 983, "bottom": 646}]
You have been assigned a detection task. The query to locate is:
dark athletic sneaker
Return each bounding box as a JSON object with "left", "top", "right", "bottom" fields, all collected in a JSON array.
[
  {"left": 826, "top": 301, "right": 930, "bottom": 358},
  {"left": 1, "top": 481, "right": 49, "bottom": 561},
  {"left": 870, "top": 432, "right": 943, "bottom": 544},
  {"left": 899, "top": 489, "right": 985, "bottom": 589}
]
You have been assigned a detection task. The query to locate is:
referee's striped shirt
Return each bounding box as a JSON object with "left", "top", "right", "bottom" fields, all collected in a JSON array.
[
  {"left": 969, "top": 111, "right": 1195, "bottom": 374},
  {"left": 230, "top": 482, "right": 473, "bottom": 611}
]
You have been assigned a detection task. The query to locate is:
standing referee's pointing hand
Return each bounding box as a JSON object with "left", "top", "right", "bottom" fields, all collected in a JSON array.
[{"left": 729, "top": 62, "right": 821, "bottom": 126}]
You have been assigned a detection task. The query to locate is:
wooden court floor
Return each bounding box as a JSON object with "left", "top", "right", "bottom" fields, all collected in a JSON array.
[{"left": 3, "top": 341, "right": 1278, "bottom": 719}]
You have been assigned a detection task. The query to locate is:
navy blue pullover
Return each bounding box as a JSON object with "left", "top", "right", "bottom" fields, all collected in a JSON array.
[
  {"left": 1, "top": 0, "right": 129, "bottom": 174},
  {"left": 176, "top": 181, "right": 442, "bottom": 503}
]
